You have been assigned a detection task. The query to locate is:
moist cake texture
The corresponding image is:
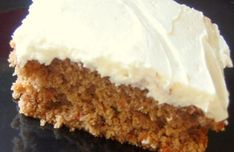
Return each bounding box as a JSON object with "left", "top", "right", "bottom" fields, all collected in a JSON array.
[
  {"left": 9, "top": 0, "right": 232, "bottom": 152},
  {"left": 9, "top": 51, "right": 224, "bottom": 152}
]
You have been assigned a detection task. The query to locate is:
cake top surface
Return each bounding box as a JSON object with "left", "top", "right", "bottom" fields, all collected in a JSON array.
[{"left": 13, "top": 0, "right": 232, "bottom": 121}]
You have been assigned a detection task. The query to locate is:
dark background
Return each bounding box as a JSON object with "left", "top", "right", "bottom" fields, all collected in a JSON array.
[
  {"left": 0, "top": 0, "right": 234, "bottom": 152},
  {"left": 0, "top": 0, "right": 31, "bottom": 11}
]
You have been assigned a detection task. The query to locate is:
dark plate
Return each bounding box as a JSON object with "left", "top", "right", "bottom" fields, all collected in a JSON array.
[{"left": 0, "top": 0, "right": 234, "bottom": 152}]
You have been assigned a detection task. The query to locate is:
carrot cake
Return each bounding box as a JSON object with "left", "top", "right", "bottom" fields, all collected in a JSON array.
[{"left": 9, "top": 0, "right": 233, "bottom": 152}]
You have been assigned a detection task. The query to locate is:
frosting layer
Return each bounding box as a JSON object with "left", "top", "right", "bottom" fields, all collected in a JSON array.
[{"left": 12, "top": 0, "right": 232, "bottom": 121}]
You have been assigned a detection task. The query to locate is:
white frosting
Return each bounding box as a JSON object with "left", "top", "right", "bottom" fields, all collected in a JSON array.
[{"left": 12, "top": 0, "right": 232, "bottom": 121}]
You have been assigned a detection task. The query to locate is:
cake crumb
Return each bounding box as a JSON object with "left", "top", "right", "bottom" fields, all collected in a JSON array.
[
  {"left": 54, "top": 115, "right": 63, "bottom": 128},
  {"left": 141, "top": 137, "right": 150, "bottom": 145},
  {"left": 40, "top": 119, "right": 46, "bottom": 126},
  {"left": 166, "top": 116, "right": 173, "bottom": 122},
  {"left": 150, "top": 144, "right": 156, "bottom": 149}
]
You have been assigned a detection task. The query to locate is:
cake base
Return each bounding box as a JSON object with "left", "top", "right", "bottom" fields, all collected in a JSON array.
[{"left": 9, "top": 51, "right": 224, "bottom": 152}]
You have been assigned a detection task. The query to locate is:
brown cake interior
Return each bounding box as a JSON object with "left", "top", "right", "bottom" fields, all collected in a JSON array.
[{"left": 9, "top": 50, "right": 225, "bottom": 152}]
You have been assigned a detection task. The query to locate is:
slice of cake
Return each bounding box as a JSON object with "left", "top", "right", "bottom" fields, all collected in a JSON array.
[{"left": 9, "top": 0, "right": 232, "bottom": 151}]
